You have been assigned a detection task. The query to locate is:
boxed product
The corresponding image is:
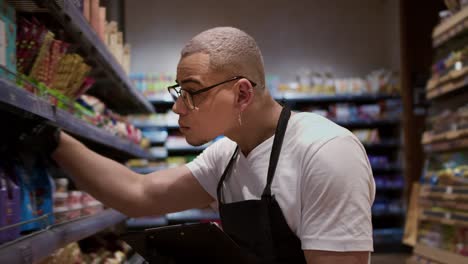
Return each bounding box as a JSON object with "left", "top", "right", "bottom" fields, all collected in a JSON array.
[
  {"left": 0, "top": 167, "right": 21, "bottom": 244},
  {"left": 14, "top": 159, "right": 54, "bottom": 232},
  {"left": 0, "top": 0, "right": 16, "bottom": 81}
]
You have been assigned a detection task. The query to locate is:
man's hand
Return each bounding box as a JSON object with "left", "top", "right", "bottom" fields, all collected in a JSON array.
[{"left": 0, "top": 113, "right": 61, "bottom": 157}]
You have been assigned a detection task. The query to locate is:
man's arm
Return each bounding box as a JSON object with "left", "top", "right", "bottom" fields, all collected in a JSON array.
[
  {"left": 304, "top": 250, "right": 369, "bottom": 264},
  {"left": 52, "top": 132, "right": 214, "bottom": 217}
]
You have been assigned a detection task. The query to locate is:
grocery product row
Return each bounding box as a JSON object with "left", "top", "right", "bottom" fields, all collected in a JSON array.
[
  {"left": 3, "top": 0, "right": 151, "bottom": 113},
  {"left": 422, "top": 103, "right": 468, "bottom": 144},
  {"left": 130, "top": 69, "right": 400, "bottom": 101},
  {"left": 129, "top": 99, "right": 402, "bottom": 130},
  {"left": 0, "top": 156, "right": 104, "bottom": 246}
]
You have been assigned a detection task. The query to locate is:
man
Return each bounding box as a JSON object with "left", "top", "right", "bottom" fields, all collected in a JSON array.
[{"left": 49, "top": 27, "right": 374, "bottom": 263}]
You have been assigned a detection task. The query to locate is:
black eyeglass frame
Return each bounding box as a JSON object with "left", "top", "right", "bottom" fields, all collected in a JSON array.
[{"left": 167, "top": 76, "right": 257, "bottom": 109}]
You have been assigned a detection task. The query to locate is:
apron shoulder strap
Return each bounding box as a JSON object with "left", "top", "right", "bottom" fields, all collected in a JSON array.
[
  {"left": 262, "top": 106, "right": 291, "bottom": 198},
  {"left": 216, "top": 146, "right": 239, "bottom": 203}
]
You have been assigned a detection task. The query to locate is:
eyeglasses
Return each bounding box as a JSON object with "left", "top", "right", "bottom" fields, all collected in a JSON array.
[{"left": 167, "top": 76, "right": 257, "bottom": 110}]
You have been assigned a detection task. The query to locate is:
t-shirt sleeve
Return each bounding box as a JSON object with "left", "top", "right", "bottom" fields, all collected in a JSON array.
[
  {"left": 185, "top": 140, "right": 227, "bottom": 200},
  {"left": 299, "top": 134, "right": 375, "bottom": 252}
]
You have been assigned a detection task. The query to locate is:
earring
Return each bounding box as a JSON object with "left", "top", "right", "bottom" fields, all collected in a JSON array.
[{"left": 238, "top": 112, "right": 242, "bottom": 126}]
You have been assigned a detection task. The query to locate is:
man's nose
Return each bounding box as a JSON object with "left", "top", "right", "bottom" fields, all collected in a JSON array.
[{"left": 172, "top": 97, "right": 188, "bottom": 115}]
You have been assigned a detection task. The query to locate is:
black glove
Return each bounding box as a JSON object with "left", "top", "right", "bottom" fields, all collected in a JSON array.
[{"left": 0, "top": 113, "right": 61, "bottom": 157}]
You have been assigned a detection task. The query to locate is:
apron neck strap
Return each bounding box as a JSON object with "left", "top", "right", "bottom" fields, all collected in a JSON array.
[
  {"left": 216, "top": 106, "right": 292, "bottom": 203},
  {"left": 217, "top": 146, "right": 239, "bottom": 203},
  {"left": 261, "top": 106, "right": 291, "bottom": 198}
]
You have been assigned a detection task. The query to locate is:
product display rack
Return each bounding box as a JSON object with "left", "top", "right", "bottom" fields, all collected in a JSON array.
[
  {"left": 0, "top": 0, "right": 155, "bottom": 262},
  {"left": 10, "top": 0, "right": 154, "bottom": 114},
  {"left": 0, "top": 209, "right": 126, "bottom": 264},
  {"left": 0, "top": 78, "right": 152, "bottom": 160},
  {"left": 406, "top": 6, "right": 468, "bottom": 263}
]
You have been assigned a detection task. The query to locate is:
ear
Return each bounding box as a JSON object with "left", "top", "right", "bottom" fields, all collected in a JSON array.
[{"left": 235, "top": 79, "right": 254, "bottom": 112}]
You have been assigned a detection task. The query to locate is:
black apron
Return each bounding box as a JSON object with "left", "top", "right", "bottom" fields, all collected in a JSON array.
[{"left": 216, "top": 106, "right": 307, "bottom": 264}]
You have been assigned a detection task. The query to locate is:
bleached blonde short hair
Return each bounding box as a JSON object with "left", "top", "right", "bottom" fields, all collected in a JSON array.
[{"left": 181, "top": 27, "right": 265, "bottom": 88}]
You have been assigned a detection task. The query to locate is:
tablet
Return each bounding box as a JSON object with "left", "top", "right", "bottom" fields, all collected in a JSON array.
[{"left": 121, "top": 222, "right": 252, "bottom": 264}]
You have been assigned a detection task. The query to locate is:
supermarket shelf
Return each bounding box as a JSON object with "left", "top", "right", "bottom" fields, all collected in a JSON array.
[
  {"left": 426, "top": 70, "right": 468, "bottom": 100},
  {"left": 140, "top": 119, "right": 401, "bottom": 131},
  {"left": 362, "top": 140, "right": 401, "bottom": 149},
  {"left": 0, "top": 79, "right": 152, "bottom": 160},
  {"left": 422, "top": 129, "right": 468, "bottom": 145},
  {"left": 0, "top": 209, "right": 126, "bottom": 264},
  {"left": 56, "top": 109, "right": 152, "bottom": 159},
  {"left": 371, "top": 164, "right": 402, "bottom": 173},
  {"left": 419, "top": 212, "right": 468, "bottom": 228},
  {"left": 0, "top": 79, "right": 55, "bottom": 120},
  {"left": 34, "top": 0, "right": 154, "bottom": 114},
  {"left": 333, "top": 118, "right": 400, "bottom": 128},
  {"left": 372, "top": 211, "right": 405, "bottom": 218},
  {"left": 424, "top": 136, "right": 468, "bottom": 153},
  {"left": 275, "top": 92, "right": 400, "bottom": 104},
  {"left": 420, "top": 191, "right": 468, "bottom": 201},
  {"left": 432, "top": 6, "right": 468, "bottom": 47},
  {"left": 414, "top": 244, "right": 468, "bottom": 264}
]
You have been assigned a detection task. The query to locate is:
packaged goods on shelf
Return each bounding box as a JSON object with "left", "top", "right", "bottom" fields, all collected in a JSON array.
[
  {"left": 130, "top": 73, "right": 175, "bottom": 99},
  {"left": 128, "top": 113, "right": 168, "bottom": 127},
  {"left": 0, "top": 166, "right": 20, "bottom": 244},
  {"left": 277, "top": 69, "right": 399, "bottom": 96},
  {"left": 352, "top": 129, "right": 380, "bottom": 143},
  {"left": 148, "top": 146, "right": 168, "bottom": 159},
  {"left": 0, "top": 158, "right": 54, "bottom": 237},
  {"left": 0, "top": 0, "right": 17, "bottom": 81},
  {"left": 75, "top": 0, "right": 132, "bottom": 72},
  {"left": 374, "top": 175, "right": 404, "bottom": 189},
  {"left": 372, "top": 198, "right": 404, "bottom": 216},
  {"left": 373, "top": 228, "right": 405, "bottom": 244},
  {"left": 15, "top": 17, "right": 95, "bottom": 98},
  {"left": 421, "top": 150, "right": 468, "bottom": 184},
  {"left": 304, "top": 99, "right": 401, "bottom": 122},
  {"left": 368, "top": 155, "right": 391, "bottom": 167},
  {"left": 417, "top": 221, "right": 468, "bottom": 256},
  {"left": 423, "top": 103, "right": 468, "bottom": 144},
  {"left": 76, "top": 95, "right": 143, "bottom": 144},
  {"left": 53, "top": 178, "right": 104, "bottom": 224}
]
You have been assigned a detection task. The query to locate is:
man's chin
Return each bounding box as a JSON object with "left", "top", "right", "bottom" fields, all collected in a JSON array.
[{"left": 185, "top": 137, "right": 210, "bottom": 147}]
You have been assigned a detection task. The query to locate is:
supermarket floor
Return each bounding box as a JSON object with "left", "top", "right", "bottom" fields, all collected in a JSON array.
[{"left": 372, "top": 254, "right": 410, "bottom": 263}]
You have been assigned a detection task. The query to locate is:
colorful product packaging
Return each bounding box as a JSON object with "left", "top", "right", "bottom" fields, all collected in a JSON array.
[
  {"left": 0, "top": 162, "right": 21, "bottom": 245},
  {"left": 0, "top": 0, "right": 17, "bottom": 81}
]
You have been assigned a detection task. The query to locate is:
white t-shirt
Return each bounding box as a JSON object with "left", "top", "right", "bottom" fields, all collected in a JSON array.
[{"left": 186, "top": 112, "right": 375, "bottom": 252}]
